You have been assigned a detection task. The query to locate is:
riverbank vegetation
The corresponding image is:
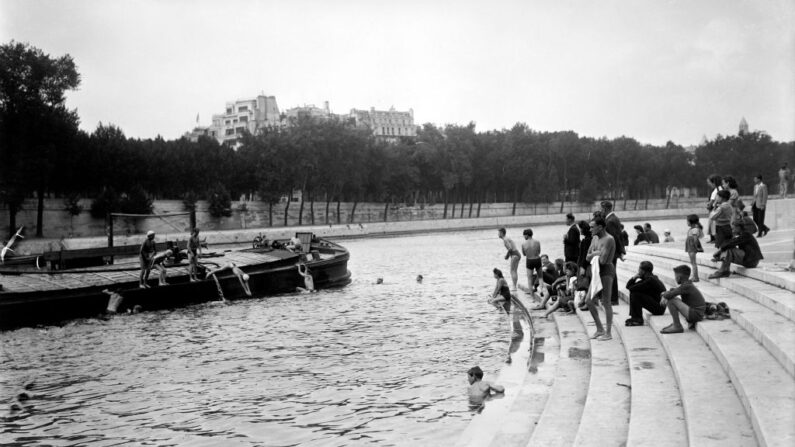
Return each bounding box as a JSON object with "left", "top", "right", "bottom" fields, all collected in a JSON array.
[{"left": 2, "top": 41, "right": 793, "bottom": 236}]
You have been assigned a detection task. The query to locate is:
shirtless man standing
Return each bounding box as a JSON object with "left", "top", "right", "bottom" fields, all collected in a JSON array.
[
  {"left": 521, "top": 228, "right": 543, "bottom": 299},
  {"left": 498, "top": 228, "right": 521, "bottom": 291},
  {"left": 585, "top": 217, "right": 616, "bottom": 341},
  {"left": 467, "top": 366, "right": 504, "bottom": 409}
]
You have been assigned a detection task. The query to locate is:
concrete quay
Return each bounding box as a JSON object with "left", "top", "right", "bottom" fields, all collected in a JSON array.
[
  {"left": 16, "top": 205, "right": 709, "bottom": 254},
  {"left": 457, "top": 200, "right": 794, "bottom": 446}
]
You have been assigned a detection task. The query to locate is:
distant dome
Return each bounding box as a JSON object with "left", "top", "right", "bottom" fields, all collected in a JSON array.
[{"left": 739, "top": 117, "right": 749, "bottom": 135}]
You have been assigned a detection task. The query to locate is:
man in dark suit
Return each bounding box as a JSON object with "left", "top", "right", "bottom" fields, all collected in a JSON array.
[
  {"left": 601, "top": 201, "right": 625, "bottom": 305},
  {"left": 563, "top": 213, "right": 580, "bottom": 263}
]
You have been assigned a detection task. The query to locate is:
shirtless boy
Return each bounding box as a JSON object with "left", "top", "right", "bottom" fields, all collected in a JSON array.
[
  {"left": 521, "top": 228, "right": 543, "bottom": 299},
  {"left": 498, "top": 228, "right": 521, "bottom": 291},
  {"left": 467, "top": 366, "right": 505, "bottom": 408}
]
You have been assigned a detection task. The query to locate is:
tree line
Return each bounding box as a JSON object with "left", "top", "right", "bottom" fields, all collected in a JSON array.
[{"left": 2, "top": 41, "right": 793, "bottom": 236}]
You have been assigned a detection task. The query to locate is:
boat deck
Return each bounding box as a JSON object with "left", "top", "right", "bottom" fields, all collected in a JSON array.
[{"left": 0, "top": 249, "right": 325, "bottom": 294}]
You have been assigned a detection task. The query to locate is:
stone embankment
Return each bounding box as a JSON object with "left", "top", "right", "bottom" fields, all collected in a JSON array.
[
  {"left": 455, "top": 199, "right": 795, "bottom": 447},
  {"left": 18, "top": 204, "right": 716, "bottom": 253}
]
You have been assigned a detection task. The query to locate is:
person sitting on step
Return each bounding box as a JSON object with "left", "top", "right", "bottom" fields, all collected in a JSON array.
[
  {"left": 659, "top": 265, "right": 706, "bottom": 334},
  {"left": 624, "top": 260, "right": 667, "bottom": 326},
  {"left": 708, "top": 217, "right": 763, "bottom": 279}
]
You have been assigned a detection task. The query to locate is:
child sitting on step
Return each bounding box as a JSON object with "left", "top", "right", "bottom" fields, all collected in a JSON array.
[{"left": 659, "top": 265, "right": 706, "bottom": 334}]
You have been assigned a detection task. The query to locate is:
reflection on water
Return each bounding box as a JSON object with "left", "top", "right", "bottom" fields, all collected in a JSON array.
[
  {"left": 1, "top": 230, "right": 529, "bottom": 446},
  {"left": 3, "top": 217, "right": 680, "bottom": 445}
]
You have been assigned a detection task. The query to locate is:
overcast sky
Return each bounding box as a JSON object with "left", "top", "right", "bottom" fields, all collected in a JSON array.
[{"left": 1, "top": 0, "right": 793, "bottom": 146}]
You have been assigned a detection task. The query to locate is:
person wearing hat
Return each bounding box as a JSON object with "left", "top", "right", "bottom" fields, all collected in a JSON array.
[
  {"left": 624, "top": 261, "right": 666, "bottom": 326},
  {"left": 139, "top": 231, "right": 157, "bottom": 288},
  {"left": 663, "top": 229, "right": 675, "bottom": 243}
]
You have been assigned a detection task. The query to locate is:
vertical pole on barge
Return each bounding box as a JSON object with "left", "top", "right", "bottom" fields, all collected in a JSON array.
[{"left": 107, "top": 213, "right": 114, "bottom": 265}]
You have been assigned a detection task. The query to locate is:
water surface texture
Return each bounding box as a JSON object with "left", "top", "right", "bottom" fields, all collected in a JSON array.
[{"left": 0, "top": 217, "right": 687, "bottom": 446}]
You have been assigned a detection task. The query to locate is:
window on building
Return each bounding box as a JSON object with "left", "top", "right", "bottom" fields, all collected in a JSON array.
[
  {"left": 235, "top": 127, "right": 245, "bottom": 134},
  {"left": 226, "top": 108, "right": 232, "bottom": 114},
  {"left": 238, "top": 106, "right": 248, "bottom": 113},
  {"left": 239, "top": 116, "right": 248, "bottom": 123},
  {"left": 225, "top": 120, "right": 231, "bottom": 125},
  {"left": 225, "top": 128, "right": 235, "bottom": 136}
]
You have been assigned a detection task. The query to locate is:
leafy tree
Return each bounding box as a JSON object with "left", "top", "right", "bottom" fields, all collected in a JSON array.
[
  {"left": 207, "top": 183, "right": 232, "bottom": 218},
  {"left": 0, "top": 41, "right": 80, "bottom": 236}
]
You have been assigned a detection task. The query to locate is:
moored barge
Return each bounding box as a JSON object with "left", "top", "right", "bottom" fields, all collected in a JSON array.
[{"left": 0, "top": 233, "right": 351, "bottom": 330}]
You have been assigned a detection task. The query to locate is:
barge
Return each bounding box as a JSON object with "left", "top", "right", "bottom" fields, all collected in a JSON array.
[{"left": 0, "top": 233, "right": 351, "bottom": 330}]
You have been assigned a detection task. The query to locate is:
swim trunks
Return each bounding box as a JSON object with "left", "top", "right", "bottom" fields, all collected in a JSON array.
[{"left": 526, "top": 258, "right": 541, "bottom": 269}]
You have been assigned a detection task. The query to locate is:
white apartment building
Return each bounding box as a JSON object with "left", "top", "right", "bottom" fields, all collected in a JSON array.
[
  {"left": 349, "top": 106, "right": 416, "bottom": 142},
  {"left": 284, "top": 101, "right": 334, "bottom": 121},
  {"left": 209, "top": 95, "right": 281, "bottom": 146}
]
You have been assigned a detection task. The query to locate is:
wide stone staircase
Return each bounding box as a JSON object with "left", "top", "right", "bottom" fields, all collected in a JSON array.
[{"left": 456, "top": 243, "right": 795, "bottom": 447}]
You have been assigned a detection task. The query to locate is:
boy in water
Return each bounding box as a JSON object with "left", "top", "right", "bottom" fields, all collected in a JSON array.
[
  {"left": 296, "top": 264, "right": 316, "bottom": 293},
  {"left": 467, "top": 366, "right": 505, "bottom": 408},
  {"left": 659, "top": 265, "right": 706, "bottom": 333}
]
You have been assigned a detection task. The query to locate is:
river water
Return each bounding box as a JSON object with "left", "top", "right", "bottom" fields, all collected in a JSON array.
[{"left": 1, "top": 217, "right": 688, "bottom": 446}]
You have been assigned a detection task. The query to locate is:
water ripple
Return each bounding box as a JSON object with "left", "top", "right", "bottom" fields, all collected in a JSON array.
[{"left": 0, "top": 228, "right": 557, "bottom": 446}]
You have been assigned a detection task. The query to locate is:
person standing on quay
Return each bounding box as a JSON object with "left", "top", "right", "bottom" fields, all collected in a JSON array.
[
  {"left": 498, "top": 228, "right": 521, "bottom": 291},
  {"left": 522, "top": 228, "right": 543, "bottom": 300},
  {"left": 188, "top": 228, "right": 202, "bottom": 281},
  {"left": 779, "top": 163, "right": 791, "bottom": 198},
  {"left": 139, "top": 231, "right": 157, "bottom": 288},
  {"left": 600, "top": 201, "right": 624, "bottom": 305},
  {"left": 563, "top": 213, "right": 580, "bottom": 264},
  {"left": 752, "top": 175, "right": 770, "bottom": 237},
  {"left": 705, "top": 174, "right": 723, "bottom": 243},
  {"left": 585, "top": 217, "right": 616, "bottom": 340}
]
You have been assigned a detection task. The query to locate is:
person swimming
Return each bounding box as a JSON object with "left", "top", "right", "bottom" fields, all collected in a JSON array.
[
  {"left": 206, "top": 262, "right": 252, "bottom": 296},
  {"left": 296, "top": 264, "right": 315, "bottom": 293},
  {"left": 467, "top": 366, "right": 504, "bottom": 410}
]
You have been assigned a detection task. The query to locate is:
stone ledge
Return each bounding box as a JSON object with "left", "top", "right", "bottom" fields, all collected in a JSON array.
[{"left": 620, "top": 258, "right": 795, "bottom": 376}]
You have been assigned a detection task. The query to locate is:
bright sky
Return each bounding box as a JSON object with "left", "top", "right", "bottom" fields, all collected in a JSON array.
[{"left": 1, "top": 0, "right": 793, "bottom": 146}]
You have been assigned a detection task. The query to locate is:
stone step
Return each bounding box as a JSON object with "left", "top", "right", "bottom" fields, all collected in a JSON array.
[
  {"left": 572, "top": 306, "right": 631, "bottom": 446},
  {"left": 525, "top": 312, "right": 591, "bottom": 447},
  {"left": 695, "top": 318, "right": 795, "bottom": 447},
  {"left": 456, "top": 293, "right": 558, "bottom": 447},
  {"left": 627, "top": 247, "right": 795, "bottom": 323},
  {"left": 630, "top": 244, "right": 795, "bottom": 294},
  {"left": 612, "top": 317, "right": 688, "bottom": 446},
  {"left": 646, "top": 314, "right": 759, "bottom": 445},
  {"left": 619, "top": 262, "right": 795, "bottom": 447},
  {"left": 620, "top": 259, "right": 795, "bottom": 377}
]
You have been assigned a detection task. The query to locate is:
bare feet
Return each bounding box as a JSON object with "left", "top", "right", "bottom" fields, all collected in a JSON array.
[{"left": 590, "top": 331, "right": 605, "bottom": 339}]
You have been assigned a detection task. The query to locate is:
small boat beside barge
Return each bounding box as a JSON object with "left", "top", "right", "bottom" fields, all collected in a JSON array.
[{"left": 0, "top": 233, "right": 351, "bottom": 330}]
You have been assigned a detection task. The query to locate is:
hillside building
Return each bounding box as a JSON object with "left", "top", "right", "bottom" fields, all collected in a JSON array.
[
  {"left": 349, "top": 106, "right": 416, "bottom": 142},
  {"left": 209, "top": 95, "right": 281, "bottom": 146}
]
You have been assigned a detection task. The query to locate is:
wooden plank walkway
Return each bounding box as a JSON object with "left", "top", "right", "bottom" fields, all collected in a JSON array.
[{"left": 0, "top": 251, "right": 285, "bottom": 294}]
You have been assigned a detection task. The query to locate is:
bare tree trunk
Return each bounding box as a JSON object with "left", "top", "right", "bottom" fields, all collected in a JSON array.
[
  {"left": 443, "top": 190, "right": 449, "bottom": 219},
  {"left": 268, "top": 202, "right": 273, "bottom": 227},
  {"left": 350, "top": 200, "right": 358, "bottom": 223},
  {"left": 298, "top": 192, "right": 305, "bottom": 225},
  {"left": 512, "top": 187, "right": 518, "bottom": 216},
  {"left": 36, "top": 188, "right": 44, "bottom": 237},
  {"left": 283, "top": 194, "right": 291, "bottom": 227},
  {"left": 383, "top": 202, "right": 389, "bottom": 222},
  {"left": 468, "top": 192, "right": 473, "bottom": 218},
  {"left": 309, "top": 190, "right": 315, "bottom": 225},
  {"left": 477, "top": 191, "right": 482, "bottom": 217},
  {"left": 325, "top": 193, "right": 331, "bottom": 225},
  {"left": 336, "top": 199, "right": 342, "bottom": 224}
]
